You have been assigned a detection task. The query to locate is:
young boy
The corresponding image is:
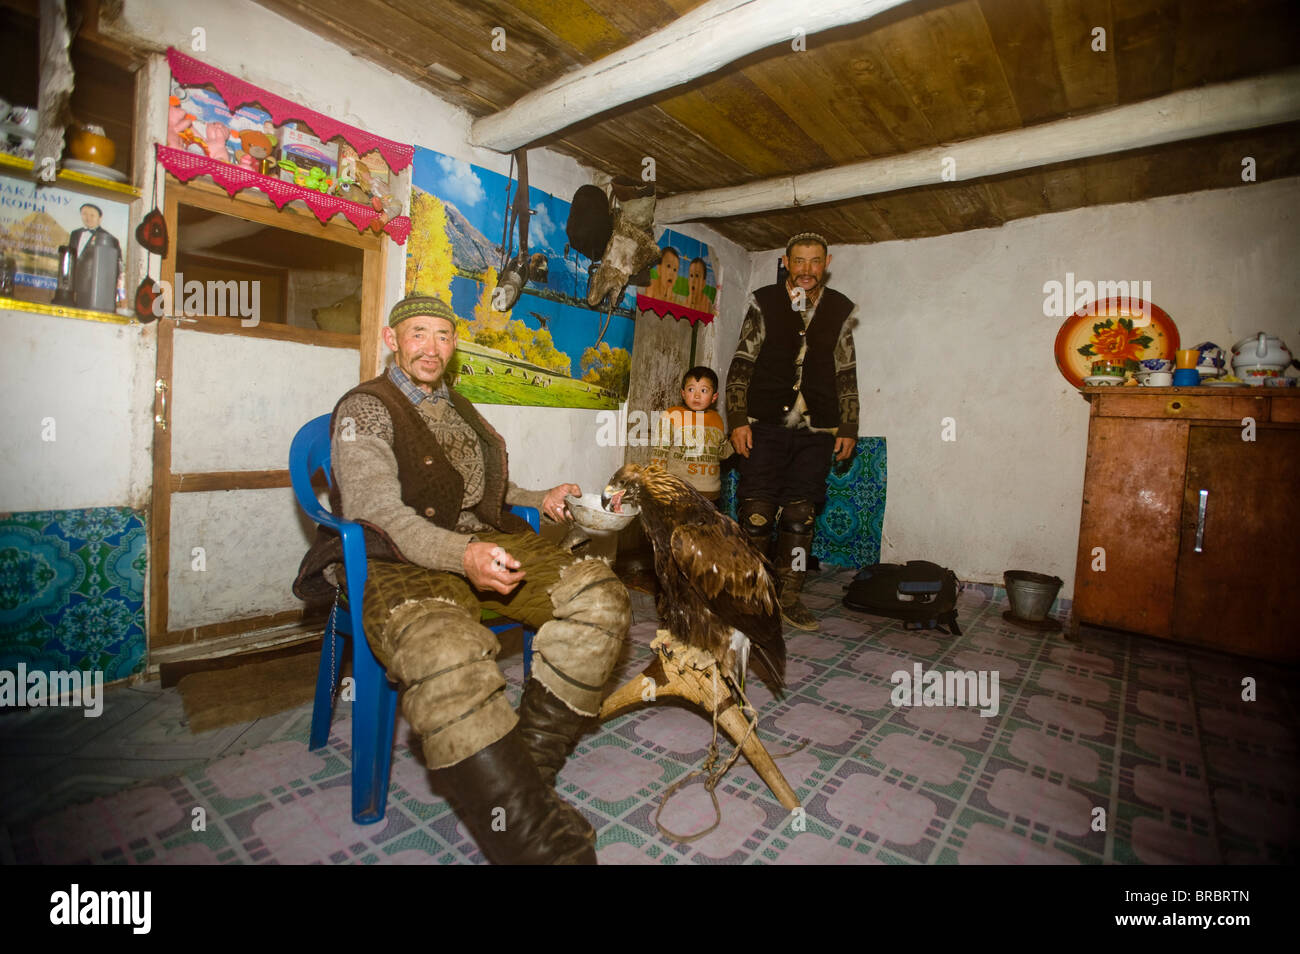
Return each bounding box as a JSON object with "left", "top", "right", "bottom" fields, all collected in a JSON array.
[{"left": 650, "top": 366, "right": 733, "bottom": 501}]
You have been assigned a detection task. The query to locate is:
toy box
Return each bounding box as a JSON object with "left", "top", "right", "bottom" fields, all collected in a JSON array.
[{"left": 276, "top": 123, "right": 339, "bottom": 184}]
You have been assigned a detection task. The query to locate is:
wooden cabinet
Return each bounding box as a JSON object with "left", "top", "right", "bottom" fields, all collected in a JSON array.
[{"left": 1071, "top": 387, "right": 1300, "bottom": 662}]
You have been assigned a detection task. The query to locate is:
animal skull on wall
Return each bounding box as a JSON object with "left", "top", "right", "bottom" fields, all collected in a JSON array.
[{"left": 587, "top": 178, "right": 660, "bottom": 320}]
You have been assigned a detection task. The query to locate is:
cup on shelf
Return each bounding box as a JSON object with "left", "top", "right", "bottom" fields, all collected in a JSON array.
[
  {"left": 1175, "top": 349, "right": 1200, "bottom": 370},
  {"left": 1090, "top": 361, "right": 1126, "bottom": 380},
  {"left": 1139, "top": 371, "right": 1173, "bottom": 386},
  {"left": 1172, "top": 368, "right": 1200, "bottom": 386}
]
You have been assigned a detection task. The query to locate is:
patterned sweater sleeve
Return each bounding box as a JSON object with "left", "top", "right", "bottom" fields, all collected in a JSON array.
[
  {"left": 332, "top": 393, "right": 474, "bottom": 573},
  {"left": 725, "top": 295, "right": 765, "bottom": 429},
  {"left": 834, "top": 312, "right": 860, "bottom": 439},
  {"left": 505, "top": 482, "right": 548, "bottom": 514}
]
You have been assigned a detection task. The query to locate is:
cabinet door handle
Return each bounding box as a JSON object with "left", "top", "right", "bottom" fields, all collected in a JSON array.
[
  {"left": 155, "top": 378, "right": 168, "bottom": 431},
  {"left": 1194, "top": 489, "right": 1208, "bottom": 553}
]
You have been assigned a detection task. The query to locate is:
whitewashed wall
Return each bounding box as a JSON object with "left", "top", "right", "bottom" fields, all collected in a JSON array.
[
  {"left": 0, "top": 310, "right": 155, "bottom": 511},
  {"left": 748, "top": 176, "right": 1300, "bottom": 596}
]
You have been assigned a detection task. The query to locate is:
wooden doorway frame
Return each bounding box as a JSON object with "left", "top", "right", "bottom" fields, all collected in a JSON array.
[{"left": 149, "top": 180, "right": 385, "bottom": 651}]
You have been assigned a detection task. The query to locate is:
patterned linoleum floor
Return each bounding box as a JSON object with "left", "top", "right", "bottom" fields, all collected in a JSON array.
[{"left": 2, "top": 567, "right": 1297, "bottom": 865}]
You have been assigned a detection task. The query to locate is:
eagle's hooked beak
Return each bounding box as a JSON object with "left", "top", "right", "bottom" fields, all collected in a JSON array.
[{"left": 601, "top": 484, "right": 625, "bottom": 513}]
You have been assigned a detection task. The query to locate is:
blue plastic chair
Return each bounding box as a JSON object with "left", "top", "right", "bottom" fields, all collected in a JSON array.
[{"left": 289, "top": 413, "right": 538, "bottom": 825}]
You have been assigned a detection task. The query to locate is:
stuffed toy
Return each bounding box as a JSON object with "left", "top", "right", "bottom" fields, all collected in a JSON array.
[
  {"left": 167, "top": 96, "right": 203, "bottom": 152},
  {"left": 236, "top": 129, "right": 276, "bottom": 176},
  {"left": 204, "top": 121, "right": 232, "bottom": 162}
]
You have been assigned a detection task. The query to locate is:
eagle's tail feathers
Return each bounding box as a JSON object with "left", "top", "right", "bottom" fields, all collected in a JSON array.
[{"left": 750, "top": 642, "right": 786, "bottom": 698}]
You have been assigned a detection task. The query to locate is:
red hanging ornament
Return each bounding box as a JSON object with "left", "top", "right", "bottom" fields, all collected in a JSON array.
[
  {"left": 135, "top": 208, "right": 169, "bottom": 256},
  {"left": 134, "top": 276, "right": 162, "bottom": 322}
]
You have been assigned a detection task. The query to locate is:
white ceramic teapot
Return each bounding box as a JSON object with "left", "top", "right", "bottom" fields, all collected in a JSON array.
[{"left": 1231, "top": 332, "right": 1292, "bottom": 370}]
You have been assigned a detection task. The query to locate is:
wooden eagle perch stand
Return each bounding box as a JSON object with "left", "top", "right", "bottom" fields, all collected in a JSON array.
[{"left": 598, "top": 630, "right": 800, "bottom": 811}]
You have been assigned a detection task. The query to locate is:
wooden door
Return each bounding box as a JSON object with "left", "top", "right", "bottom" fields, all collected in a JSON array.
[
  {"left": 1172, "top": 426, "right": 1300, "bottom": 661},
  {"left": 1073, "top": 416, "right": 1187, "bottom": 637},
  {"left": 149, "top": 183, "right": 384, "bottom": 663}
]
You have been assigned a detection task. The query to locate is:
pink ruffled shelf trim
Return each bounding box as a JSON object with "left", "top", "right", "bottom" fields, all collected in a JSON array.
[
  {"left": 167, "top": 48, "right": 413, "bottom": 172},
  {"left": 635, "top": 293, "right": 716, "bottom": 326},
  {"left": 155, "top": 145, "right": 411, "bottom": 245}
]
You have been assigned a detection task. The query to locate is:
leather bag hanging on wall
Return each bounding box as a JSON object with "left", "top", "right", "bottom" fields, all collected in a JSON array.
[{"left": 565, "top": 184, "right": 612, "bottom": 262}]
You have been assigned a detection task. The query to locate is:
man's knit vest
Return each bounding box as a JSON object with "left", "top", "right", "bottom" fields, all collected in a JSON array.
[
  {"left": 747, "top": 283, "right": 853, "bottom": 429},
  {"left": 292, "top": 373, "right": 529, "bottom": 602}
]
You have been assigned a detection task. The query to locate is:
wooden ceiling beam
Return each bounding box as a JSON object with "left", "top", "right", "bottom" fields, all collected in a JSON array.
[
  {"left": 656, "top": 67, "right": 1300, "bottom": 224},
  {"left": 469, "top": 0, "right": 918, "bottom": 152}
]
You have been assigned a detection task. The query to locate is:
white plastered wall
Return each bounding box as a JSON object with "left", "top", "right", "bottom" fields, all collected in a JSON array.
[
  {"left": 0, "top": 310, "right": 154, "bottom": 510},
  {"left": 746, "top": 176, "right": 1300, "bottom": 597}
]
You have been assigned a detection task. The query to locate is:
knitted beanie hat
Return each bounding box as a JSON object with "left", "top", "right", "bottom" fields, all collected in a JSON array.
[
  {"left": 785, "top": 231, "right": 829, "bottom": 257},
  {"left": 388, "top": 295, "right": 458, "bottom": 329}
]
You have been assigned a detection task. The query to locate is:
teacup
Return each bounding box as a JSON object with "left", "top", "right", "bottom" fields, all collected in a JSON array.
[
  {"left": 1175, "top": 349, "right": 1200, "bottom": 370},
  {"left": 1139, "top": 371, "right": 1173, "bottom": 387},
  {"left": 1090, "top": 361, "right": 1126, "bottom": 378}
]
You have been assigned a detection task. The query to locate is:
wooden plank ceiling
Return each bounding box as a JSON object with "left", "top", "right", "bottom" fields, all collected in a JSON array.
[{"left": 253, "top": 0, "right": 1300, "bottom": 250}]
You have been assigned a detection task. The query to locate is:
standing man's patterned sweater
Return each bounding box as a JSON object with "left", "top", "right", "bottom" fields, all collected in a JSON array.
[{"left": 725, "top": 286, "right": 860, "bottom": 439}]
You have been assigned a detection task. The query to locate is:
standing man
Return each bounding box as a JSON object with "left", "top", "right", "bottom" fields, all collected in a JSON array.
[
  {"left": 294, "top": 296, "right": 630, "bottom": 865},
  {"left": 727, "top": 232, "right": 858, "bottom": 631}
]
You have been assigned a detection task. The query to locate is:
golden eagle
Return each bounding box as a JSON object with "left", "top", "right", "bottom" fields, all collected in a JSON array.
[{"left": 602, "top": 463, "right": 785, "bottom": 694}]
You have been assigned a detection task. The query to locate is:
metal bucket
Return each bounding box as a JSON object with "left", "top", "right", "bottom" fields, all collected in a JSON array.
[{"left": 1004, "top": 570, "right": 1063, "bottom": 622}]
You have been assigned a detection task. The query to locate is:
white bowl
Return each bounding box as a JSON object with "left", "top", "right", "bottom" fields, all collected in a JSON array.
[
  {"left": 1083, "top": 375, "right": 1125, "bottom": 387},
  {"left": 565, "top": 492, "right": 638, "bottom": 531}
]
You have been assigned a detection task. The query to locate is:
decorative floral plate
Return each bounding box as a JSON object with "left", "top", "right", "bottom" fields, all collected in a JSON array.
[{"left": 1054, "top": 298, "right": 1179, "bottom": 389}]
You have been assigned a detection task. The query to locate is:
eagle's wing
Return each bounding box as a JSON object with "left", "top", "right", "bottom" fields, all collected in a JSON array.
[
  {"left": 668, "top": 521, "right": 784, "bottom": 692},
  {"left": 669, "top": 521, "right": 777, "bottom": 613}
]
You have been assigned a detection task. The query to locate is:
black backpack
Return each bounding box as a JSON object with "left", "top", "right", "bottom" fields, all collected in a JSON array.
[{"left": 843, "top": 561, "right": 962, "bottom": 635}]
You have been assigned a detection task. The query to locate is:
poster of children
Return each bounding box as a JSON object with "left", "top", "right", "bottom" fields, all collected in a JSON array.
[{"left": 635, "top": 230, "right": 717, "bottom": 324}]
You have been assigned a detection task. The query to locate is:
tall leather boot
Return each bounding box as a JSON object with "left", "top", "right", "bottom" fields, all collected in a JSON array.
[
  {"left": 517, "top": 678, "right": 597, "bottom": 844},
  {"left": 432, "top": 727, "right": 597, "bottom": 865},
  {"left": 775, "top": 528, "right": 819, "bottom": 632},
  {"left": 517, "top": 679, "right": 590, "bottom": 786}
]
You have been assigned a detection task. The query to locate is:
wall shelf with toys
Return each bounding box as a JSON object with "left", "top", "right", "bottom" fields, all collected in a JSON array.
[
  {"left": 162, "top": 47, "right": 412, "bottom": 245},
  {"left": 155, "top": 145, "right": 410, "bottom": 244}
]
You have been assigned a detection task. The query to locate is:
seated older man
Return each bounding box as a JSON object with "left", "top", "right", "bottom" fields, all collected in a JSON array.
[{"left": 295, "top": 295, "right": 629, "bottom": 865}]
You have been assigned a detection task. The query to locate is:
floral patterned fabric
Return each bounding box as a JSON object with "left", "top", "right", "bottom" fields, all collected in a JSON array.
[
  {"left": 0, "top": 508, "right": 147, "bottom": 682},
  {"left": 720, "top": 437, "right": 886, "bottom": 568}
]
